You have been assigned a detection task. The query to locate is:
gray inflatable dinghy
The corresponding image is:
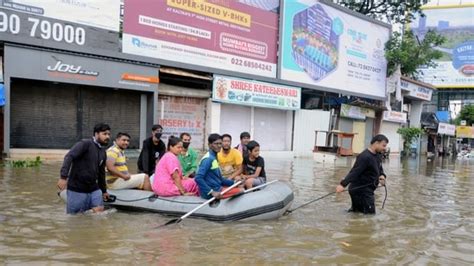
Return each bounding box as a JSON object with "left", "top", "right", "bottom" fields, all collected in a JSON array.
[{"left": 60, "top": 181, "right": 293, "bottom": 222}]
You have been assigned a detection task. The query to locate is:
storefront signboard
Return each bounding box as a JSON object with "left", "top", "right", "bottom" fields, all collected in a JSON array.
[
  {"left": 383, "top": 110, "right": 407, "bottom": 124},
  {"left": 456, "top": 126, "right": 474, "bottom": 138},
  {"left": 4, "top": 45, "right": 159, "bottom": 91},
  {"left": 340, "top": 104, "right": 365, "bottom": 120},
  {"left": 437, "top": 122, "right": 456, "bottom": 136},
  {"left": 400, "top": 79, "right": 433, "bottom": 101},
  {"left": 212, "top": 75, "right": 301, "bottom": 110}
]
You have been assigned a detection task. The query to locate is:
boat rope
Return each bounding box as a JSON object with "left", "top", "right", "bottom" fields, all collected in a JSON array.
[
  {"left": 381, "top": 182, "right": 388, "bottom": 209},
  {"left": 285, "top": 183, "right": 376, "bottom": 215},
  {"left": 109, "top": 194, "right": 203, "bottom": 205}
]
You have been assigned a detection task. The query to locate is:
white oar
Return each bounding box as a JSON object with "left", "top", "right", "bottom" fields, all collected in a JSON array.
[
  {"left": 229, "top": 180, "right": 278, "bottom": 199},
  {"left": 157, "top": 180, "right": 243, "bottom": 227}
]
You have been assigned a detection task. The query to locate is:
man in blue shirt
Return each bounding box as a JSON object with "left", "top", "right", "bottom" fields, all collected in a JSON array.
[{"left": 195, "top": 134, "right": 243, "bottom": 199}]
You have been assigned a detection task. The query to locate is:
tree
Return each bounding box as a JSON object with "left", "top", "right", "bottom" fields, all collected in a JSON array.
[
  {"left": 455, "top": 105, "right": 474, "bottom": 126},
  {"left": 384, "top": 30, "right": 445, "bottom": 77},
  {"left": 397, "top": 127, "right": 424, "bottom": 155},
  {"left": 334, "top": 0, "right": 427, "bottom": 24}
]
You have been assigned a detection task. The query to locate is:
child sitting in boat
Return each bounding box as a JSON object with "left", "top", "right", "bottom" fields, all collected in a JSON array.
[
  {"left": 152, "top": 136, "right": 199, "bottom": 197},
  {"left": 242, "top": 141, "right": 266, "bottom": 189}
]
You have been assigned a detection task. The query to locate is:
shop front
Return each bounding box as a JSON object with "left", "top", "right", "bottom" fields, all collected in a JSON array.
[
  {"left": 381, "top": 110, "right": 407, "bottom": 153},
  {"left": 3, "top": 45, "right": 159, "bottom": 154},
  {"left": 338, "top": 104, "right": 376, "bottom": 154},
  {"left": 157, "top": 85, "right": 209, "bottom": 151},
  {"left": 211, "top": 75, "right": 301, "bottom": 151},
  {"left": 437, "top": 122, "right": 456, "bottom": 155}
]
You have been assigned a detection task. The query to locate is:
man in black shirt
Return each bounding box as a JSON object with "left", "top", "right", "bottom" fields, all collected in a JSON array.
[
  {"left": 57, "top": 123, "right": 111, "bottom": 214},
  {"left": 336, "top": 134, "right": 388, "bottom": 214},
  {"left": 137, "top": 124, "right": 166, "bottom": 176}
]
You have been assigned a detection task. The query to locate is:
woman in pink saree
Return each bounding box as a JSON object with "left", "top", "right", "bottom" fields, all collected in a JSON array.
[{"left": 152, "top": 136, "right": 199, "bottom": 196}]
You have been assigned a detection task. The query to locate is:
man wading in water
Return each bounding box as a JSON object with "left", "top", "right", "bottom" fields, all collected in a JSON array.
[{"left": 336, "top": 134, "right": 388, "bottom": 214}]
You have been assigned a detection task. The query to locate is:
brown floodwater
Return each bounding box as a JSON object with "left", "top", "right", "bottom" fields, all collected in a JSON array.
[{"left": 0, "top": 156, "right": 473, "bottom": 264}]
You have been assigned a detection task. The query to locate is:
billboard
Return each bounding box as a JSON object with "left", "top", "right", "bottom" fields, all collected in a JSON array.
[
  {"left": 411, "top": 5, "right": 474, "bottom": 88},
  {"left": 0, "top": 0, "right": 121, "bottom": 54},
  {"left": 212, "top": 75, "right": 301, "bottom": 110},
  {"left": 1, "top": 0, "right": 120, "bottom": 31},
  {"left": 280, "top": 0, "right": 390, "bottom": 99},
  {"left": 122, "top": 0, "right": 279, "bottom": 78}
]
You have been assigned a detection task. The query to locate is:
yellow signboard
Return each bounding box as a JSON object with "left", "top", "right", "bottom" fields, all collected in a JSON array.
[{"left": 456, "top": 126, "right": 474, "bottom": 138}]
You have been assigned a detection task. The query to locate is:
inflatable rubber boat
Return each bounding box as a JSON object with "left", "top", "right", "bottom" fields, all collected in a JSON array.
[{"left": 59, "top": 180, "right": 293, "bottom": 222}]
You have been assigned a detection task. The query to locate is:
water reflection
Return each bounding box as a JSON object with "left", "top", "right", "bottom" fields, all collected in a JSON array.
[{"left": 0, "top": 157, "right": 472, "bottom": 264}]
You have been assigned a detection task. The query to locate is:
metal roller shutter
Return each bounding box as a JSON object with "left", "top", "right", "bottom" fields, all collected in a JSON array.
[
  {"left": 81, "top": 87, "right": 141, "bottom": 149},
  {"left": 10, "top": 79, "right": 142, "bottom": 149},
  {"left": 220, "top": 104, "right": 252, "bottom": 145},
  {"left": 10, "top": 79, "right": 78, "bottom": 148}
]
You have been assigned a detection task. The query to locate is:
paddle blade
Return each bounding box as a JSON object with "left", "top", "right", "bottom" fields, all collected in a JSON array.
[{"left": 156, "top": 218, "right": 181, "bottom": 228}]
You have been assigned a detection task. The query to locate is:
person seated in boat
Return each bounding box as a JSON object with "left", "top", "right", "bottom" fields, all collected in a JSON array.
[
  {"left": 195, "top": 134, "right": 243, "bottom": 199},
  {"left": 235, "top": 131, "right": 251, "bottom": 157},
  {"left": 178, "top": 132, "right": 198, "bottom": 178},
  {"left": 217, "top": 134, "right": 243, "bottom": 180},
  {"left": 106, "top": 132, "right": 152, "bottom": 191},
  {"left": 242, "top": 141, "right": 266, "bottom": 189},
  {"left": 152, "top": 136, "right": 199, "bottom": 197},
  {"left": 137, "top": 124, "right": 166, "bottom": 176}
]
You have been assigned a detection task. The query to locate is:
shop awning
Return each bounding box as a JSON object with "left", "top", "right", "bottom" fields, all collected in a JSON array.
[
  {"left": 421, "top": 112, "right": 439, "bottom": 131},
  {"left": 159, "top": 67, "right": 212, "bottom": 80}
]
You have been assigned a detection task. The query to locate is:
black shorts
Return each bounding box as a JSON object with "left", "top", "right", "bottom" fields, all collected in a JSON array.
[{"left": 349, "top": 190, "right": 375, "bottom": 214}]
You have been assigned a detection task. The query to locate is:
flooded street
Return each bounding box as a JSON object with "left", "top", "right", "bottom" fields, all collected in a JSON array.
[{"left": 0, "top": 156, "right": 473, "bottom": 264}]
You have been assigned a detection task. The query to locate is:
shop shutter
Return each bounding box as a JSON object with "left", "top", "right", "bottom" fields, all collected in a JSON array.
[
  {"left": 220, "top": 104, "right": 252, "bottom": 146},
  {"left": 338, "top": 118, "right": 354, "bottom": 149},
  {"left": 365, "top": 118, "right": 375, "bottom": 147},
  {"left": 254, "top": 107, "right": 290, "bottom": 151},
  {"left": 81, "top": 87, "right": 141, "bottom": 149},
  {"left": 381, "top": 122, "right": 402, "bottom": 153},
  {"left": 10, "top": 79, "right": 78, "bottom": 148}
]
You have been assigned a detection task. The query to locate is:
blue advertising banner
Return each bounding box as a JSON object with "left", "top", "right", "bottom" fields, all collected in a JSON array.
[
  {"left": 279, "top": 0, "right": 390, "bottom": 99},
  {"left": 0, "top": 84, "right": 5, "bottom": 106},
  {"left": 411, "top": 5, "right": 474, "bottom": 88}
]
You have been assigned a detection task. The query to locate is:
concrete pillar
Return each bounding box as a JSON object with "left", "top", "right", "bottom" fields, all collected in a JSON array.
[
  {"left": 409, "top": 101, "right": 423, "bottom": 128},
  {"left": 139, "top": 94, "right": 147, "bottom": 150},
  {"left": 205, "top": 99, "right": 221, "bottom": 145}
]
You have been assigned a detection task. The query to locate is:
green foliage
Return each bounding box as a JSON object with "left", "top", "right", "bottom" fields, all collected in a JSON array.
[
  {"left": 5, "top": 156, "right": 42, "bottom": 168},
  {"left": 334, "top": 0, "right": 426, "bottom": 24},
  {"left": 385, "top": 30, "right": 445, "bottom": 77},
  {"left": 454, "top": 105, "right": 474, "bottom": 126},
  {"left": 397, "top": 127, "right": 424, "bottom": 153}
]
